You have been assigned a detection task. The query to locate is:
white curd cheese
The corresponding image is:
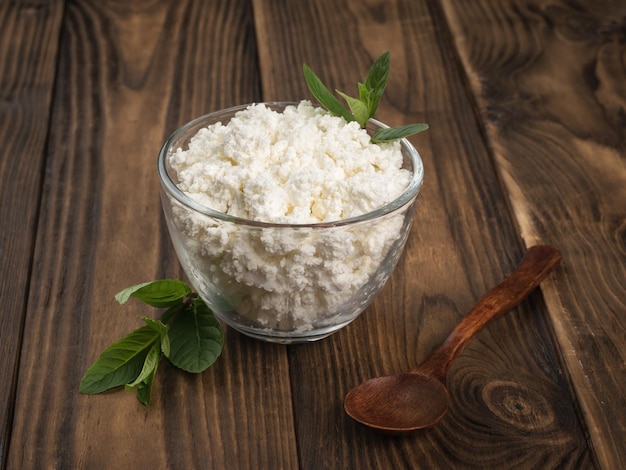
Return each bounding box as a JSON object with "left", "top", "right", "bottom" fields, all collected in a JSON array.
[
  {"left": 168, "top": 101, "right": 413, "bottom": 333},
  {"left": 170, "top": 101, "right": 410, "bottom": 223}
]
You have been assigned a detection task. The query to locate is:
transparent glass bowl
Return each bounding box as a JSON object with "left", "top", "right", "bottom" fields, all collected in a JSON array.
[{"left": 157, "top": 102, "right": 424, "bottom": 343}]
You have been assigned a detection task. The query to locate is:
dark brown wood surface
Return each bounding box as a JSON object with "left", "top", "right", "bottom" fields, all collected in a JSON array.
[
  {"left": 0, "top": 0, "right": 64, "bottom": 460},
  {"left": 1, "top": 0, "right": 623, "bottom": 468},
  {"left": 440, "top": 2, "right": 626, "bottom": 467}
]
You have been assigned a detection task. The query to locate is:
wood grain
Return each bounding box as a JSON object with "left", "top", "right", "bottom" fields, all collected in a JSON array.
[
  {"left": 440, "top": 0, "right": 626, "bottom": 467},
  {"left": 253, "top": 0, "right": 592, "bottom": 467},
  {"left": 0, "top": 0, "right": 64, "bottom": 465},
  {"left": 6, "top": 0, "right": 296, "bottom": 468},
  {"left": 2, "top": 0, "right": 619, "bottom": 467}
]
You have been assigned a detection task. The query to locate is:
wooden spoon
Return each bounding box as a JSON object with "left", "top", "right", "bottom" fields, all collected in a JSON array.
[{"left": 344, "top": 245, "right": 562, "bottom": 434}]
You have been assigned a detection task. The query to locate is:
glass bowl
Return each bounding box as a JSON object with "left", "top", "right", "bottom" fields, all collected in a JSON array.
[{"left": 157, "top": 102, "right": 424, "bottom": 343}]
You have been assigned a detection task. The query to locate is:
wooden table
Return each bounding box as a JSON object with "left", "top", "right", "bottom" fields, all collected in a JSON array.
[{"left": 1, "top": 0, "right": 624, "bottom": 468}]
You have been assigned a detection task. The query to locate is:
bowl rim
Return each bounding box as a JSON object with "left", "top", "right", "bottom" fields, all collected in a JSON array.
[{"left": 157, "top": 101, "right": 425, "bottom": 229}]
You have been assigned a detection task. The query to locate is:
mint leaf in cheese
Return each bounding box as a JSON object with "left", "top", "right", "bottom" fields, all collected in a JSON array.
[{"left": 304, "top": 52, "right": 428, "bottom": 143}]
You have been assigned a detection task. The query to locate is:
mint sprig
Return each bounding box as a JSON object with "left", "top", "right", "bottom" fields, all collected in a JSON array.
[
  {"left": 79, "top": 280, "right": 224, "bottom": 406},
  {"left": 303, "top": 51, "right": 429, "bottom": 143}
]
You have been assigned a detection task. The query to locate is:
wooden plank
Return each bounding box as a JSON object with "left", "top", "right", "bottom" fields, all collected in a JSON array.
[
  {"left": 252, "top": 0, "right": 594, "bottom": 467},
  {"left": 439, "top": 0, "right": 626, "bottom": 467},
  {"left": 7, "top": 1, "right": 297, "bottom": 468},
  {"left": 0, "top": 0, "right": 64, "bottom": 464}
]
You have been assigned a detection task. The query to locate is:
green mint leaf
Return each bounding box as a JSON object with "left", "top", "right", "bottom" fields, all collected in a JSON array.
[
  {"left": 80, "top": 281, "right": 226, "bottom": 406},
  {"left": 135, "top": 364, "right": 158, "bottom": 406},
  {"left": 357, "top": 82, "right": 371, "bottom": 106},
  {"left": 160, "top": 304, "right": 181, "bottom": 324},
  {"left": 143, "top": 317, "right": 170, "bottom": 356},
  {"left": 79, "top": 326, "right": 159, "bottom": 394},
  {"left": 127, "top": 342, "right": 160, "bottom": 406},
  {"left": 124, "top": 341, "right": 160, "bottom": 405},
  {"left": 303, "top": 64, "right": 355, "bottom": 122},
  {"left": 336, "top": 90, "right": 370, "bottom": 127},
  {"left": 358, "top": 83, "right": 375, "bottom": 113},
  {"left": 363, "top": 51, "right": 390, "bottom": 117},
  {"left": 124, "top": 341, "right": 161, "bottom": 392},
  {"left": 166, "top": 298, "right": 224, "bottom": 373},
  {"left": 302, "top": 53, "right": 428, "bottom": 145},
  {"left": 371, "top": 123, "right": 430, "bottom": 143},
  {"left": 115, "top": 279, "right": 192, "bottom": 307}
]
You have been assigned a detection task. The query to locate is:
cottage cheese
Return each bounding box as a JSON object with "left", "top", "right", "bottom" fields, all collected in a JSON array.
[{"left": 168, "top": 101, "right": 414, "bottom": 333}]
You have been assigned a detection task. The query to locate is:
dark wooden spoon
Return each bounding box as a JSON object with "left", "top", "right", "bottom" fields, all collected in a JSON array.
[{"left": 344, "top": 245, "right": 562, "bottom": 434}]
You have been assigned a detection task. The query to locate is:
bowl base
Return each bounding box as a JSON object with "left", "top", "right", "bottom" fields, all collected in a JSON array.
[{"left": 221, "top": 316, "right": 356, "bottom": 344}]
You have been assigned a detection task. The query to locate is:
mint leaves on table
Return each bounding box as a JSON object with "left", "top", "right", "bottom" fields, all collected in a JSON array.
[
  {"left": 79, "top": 280, "right": 224, "bottom": 406},
  {"left": 303, "top": 51, "right": 429, "bottom": 143}
]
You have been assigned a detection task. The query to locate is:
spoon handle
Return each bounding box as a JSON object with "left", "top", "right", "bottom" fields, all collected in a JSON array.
[{"left": 415, "top": 245, "right": 562, "bottom": 383}]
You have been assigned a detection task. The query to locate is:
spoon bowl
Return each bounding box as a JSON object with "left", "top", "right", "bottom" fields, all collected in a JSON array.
[
  {"left": 344, "top": 245, "right": 562, "bottom": 433},
  {"left": 345, "top": 374, "right": 449, "bottom": 434}
]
